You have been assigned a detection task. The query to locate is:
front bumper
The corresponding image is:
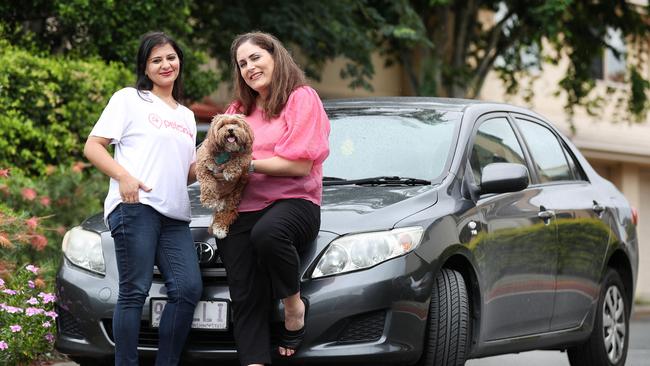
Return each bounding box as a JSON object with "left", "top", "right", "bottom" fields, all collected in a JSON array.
[{"left": 55, "top": 233, "right": 433, "bottom": 365}]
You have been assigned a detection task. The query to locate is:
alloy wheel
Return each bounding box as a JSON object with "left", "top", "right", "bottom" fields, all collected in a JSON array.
[{"left": 602, "top": 285, "right": 626, "bottom": 364}]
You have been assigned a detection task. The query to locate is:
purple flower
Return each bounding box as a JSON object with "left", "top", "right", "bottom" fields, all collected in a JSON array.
[
  {"left": 0, "top": 340, "right": 7, "bottom": 350},
  {"left": 26, "top": 307, "right": 44, "bottom": 316},
  {"left": 3, "top": 306, "right": 22, "bottom": 314},
  {"left": 10, "top": 325, "right": 21, "bottom": 332},
  {"left": 26, "top": 297, "right": 38, "bottom": 305},
  {"left": 28, "top": 280, "right": 35, "bottom": 289},
  {"left": 45, "top": 310, "right": 58, "bottom": 319},
  {"left": 45, "top": 333, "right": 54, "bottom": 343},
  {"left": 2, "top": 289, "right": 16, "bottom": 295},
  {"left": 0, "top": 278, "right": 4, "bottom": 287},
  {"left": 38, "top": 292, "right": 56, "bottom": 304},
  {"left": 25, "top": 264, "right": 39, "bottom": 274},
  {"left": 42, "top": 321, "right": 52, "bottom": 328}
]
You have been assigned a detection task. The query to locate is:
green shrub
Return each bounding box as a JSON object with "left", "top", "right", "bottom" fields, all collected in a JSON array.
[
  {"left": 0, "top": 164, "right": 106, "bottom": 268},
  {"left": 0, "top": 41, "right": 131, "bottom": 174}
]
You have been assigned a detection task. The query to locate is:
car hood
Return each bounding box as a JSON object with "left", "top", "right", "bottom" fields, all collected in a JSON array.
[{"left": 81, "top": 184, "right": 438, "bottom": 235}]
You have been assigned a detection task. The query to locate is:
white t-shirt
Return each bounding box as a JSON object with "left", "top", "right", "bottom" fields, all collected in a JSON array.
[{"left": 89, "top": 87, "right": 197, "bottom": 223}]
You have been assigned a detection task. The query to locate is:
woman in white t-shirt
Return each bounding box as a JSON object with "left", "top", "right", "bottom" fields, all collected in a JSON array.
[{"left": 84, "top": 31, "right": 202, "bottom": 366}]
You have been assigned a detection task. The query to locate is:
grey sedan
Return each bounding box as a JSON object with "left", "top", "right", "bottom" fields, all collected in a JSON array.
[{"left": 55, "top": 98, "right": 638, "bottom": 366}]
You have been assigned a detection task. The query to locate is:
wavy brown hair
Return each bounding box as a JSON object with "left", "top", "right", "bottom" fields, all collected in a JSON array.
[{"left": 230, "top": 32, "right": 306, "bottom": 119}]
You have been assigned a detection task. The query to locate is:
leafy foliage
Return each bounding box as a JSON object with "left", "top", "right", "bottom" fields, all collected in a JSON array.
[
  {"left": 0, "top": 0, "right": 216, "bottom": 102},
  {"left": 369, "top": 0, "right": 650, "bottom": 124},
  {"left": 0, "top": 264, "right": 57, "bottom": 365},
  {"left": 0, "top": 42, "right": 130, "bottom": 173}
]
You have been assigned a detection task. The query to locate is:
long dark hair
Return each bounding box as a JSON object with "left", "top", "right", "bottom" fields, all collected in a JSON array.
[
  {"left": 230, "top": 32, "right": 306, "bottom": 118},
  {"left": 135, "top": 31, "right": 184, "bottom": 101}
]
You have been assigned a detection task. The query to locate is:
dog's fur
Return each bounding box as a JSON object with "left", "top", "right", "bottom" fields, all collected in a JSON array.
[{"left": 196, "top": 114, "right": 254, "bottom": 238}]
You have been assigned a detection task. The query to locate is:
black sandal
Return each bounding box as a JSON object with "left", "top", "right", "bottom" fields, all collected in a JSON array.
[{"left": 278, "top": 297, "right": 309, "bottom": 355}]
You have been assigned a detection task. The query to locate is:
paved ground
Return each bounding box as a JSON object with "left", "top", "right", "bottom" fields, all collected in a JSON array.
[{"left": 53, "top": 306, "right": 650, "bottom": 366}]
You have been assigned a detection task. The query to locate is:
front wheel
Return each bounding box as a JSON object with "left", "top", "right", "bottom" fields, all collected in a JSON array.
[
  {"left": 418, "top": 268, "right": 470, "bottom": 366},
  {"left": 568, "top": 268, "right": 629, "bottom": 366}
]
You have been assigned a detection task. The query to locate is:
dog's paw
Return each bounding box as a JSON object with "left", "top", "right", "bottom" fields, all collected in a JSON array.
[
  {"left": 212, "top": 225, "right": 228, "bottom": 239},
  {"left": 222, "top": 170, "right": 236, "bottom": 181}
]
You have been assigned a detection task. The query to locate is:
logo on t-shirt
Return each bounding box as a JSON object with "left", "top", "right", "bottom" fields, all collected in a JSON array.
[{"left": 148, "top": 113, "right": 194, "bottom": 139}]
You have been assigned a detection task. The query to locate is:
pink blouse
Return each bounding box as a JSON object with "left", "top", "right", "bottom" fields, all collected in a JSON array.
[{"left": 225, "top": 86, "right": 330, "bottom": 212}]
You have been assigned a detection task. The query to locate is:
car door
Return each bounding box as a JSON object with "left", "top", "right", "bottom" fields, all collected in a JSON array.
[
  {"left": 514, "top": 116, "right": 611, "bottom": 330},
  {"left": 469, "top": 114, "right": 558, "bottom": 340}
]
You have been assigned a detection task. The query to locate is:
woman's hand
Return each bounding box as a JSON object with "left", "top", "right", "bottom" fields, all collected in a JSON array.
[{"left": 118, "top": 173, "right": 151, "bottom": 203}]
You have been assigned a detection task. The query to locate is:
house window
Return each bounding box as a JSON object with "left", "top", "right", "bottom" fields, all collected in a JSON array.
[{"left": 591, "top": 28, "right": 627, "bottom": 83}]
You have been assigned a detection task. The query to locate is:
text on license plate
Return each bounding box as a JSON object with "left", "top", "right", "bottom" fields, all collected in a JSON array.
[{"left": 151, "top": 299, "right": 228, "bottom": 330}]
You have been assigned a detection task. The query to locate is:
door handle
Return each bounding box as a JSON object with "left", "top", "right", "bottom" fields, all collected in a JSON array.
[{"left": 537, "top": 210, "right": 555, "bottom": 220}]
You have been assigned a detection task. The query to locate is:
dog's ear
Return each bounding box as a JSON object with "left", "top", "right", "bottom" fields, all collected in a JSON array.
[{"left": 236, "top": 114, "right": 254, "bottom": 146}]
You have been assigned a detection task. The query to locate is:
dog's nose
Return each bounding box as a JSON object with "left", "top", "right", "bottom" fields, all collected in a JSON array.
[{"left": 228, "top": 128, "right": 234, "bottom": 133}]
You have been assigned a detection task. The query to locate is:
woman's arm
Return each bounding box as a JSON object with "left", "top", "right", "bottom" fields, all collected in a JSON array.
[
  {"left": 84, "top": 136, "right": 150, "bottom": 202},
  {"left": 252, "top": 156, "right": 312, "bottom": 177},
  {"left": 187, "top": 162, "right": 197, "bottom": 185}
]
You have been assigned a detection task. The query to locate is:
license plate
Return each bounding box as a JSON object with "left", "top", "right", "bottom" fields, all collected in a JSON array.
[{"left": 150, "top": 299, "right": 229, "bottom": 330}]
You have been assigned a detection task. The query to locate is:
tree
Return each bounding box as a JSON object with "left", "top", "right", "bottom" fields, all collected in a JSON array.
[
  {"left": 369, "top": 0, "right": 650, "bottom": 124},
  {"left": 0, "top": 0, "right": 217, "bottom": 102}
]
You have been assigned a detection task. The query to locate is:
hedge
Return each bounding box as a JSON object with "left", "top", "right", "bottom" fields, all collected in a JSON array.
[{"left": 0, "top": 41, "right": 131, "bottom": 174}]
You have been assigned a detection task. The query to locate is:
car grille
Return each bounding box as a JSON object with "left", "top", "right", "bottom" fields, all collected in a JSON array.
[
  {"left": 153, "top": 267, "right": 228, "bottom": 286},
  {"left": 56, "top": 305, "right": 85, "bottom": 339},
  {"left": 336, "top": 310, "right": 386, "bottom": 344},
  {"left": 102, "top": 319, "right": 236, "bottom": 349}
]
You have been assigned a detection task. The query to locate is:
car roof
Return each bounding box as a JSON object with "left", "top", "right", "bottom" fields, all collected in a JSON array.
[{"left": 323, "top": 97, "right": 490, "bottom": 112}]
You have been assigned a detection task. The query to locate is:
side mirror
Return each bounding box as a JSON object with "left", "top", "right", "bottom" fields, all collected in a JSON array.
[{"left": 480, "top": 163, "right": 529, "bottom": 195}]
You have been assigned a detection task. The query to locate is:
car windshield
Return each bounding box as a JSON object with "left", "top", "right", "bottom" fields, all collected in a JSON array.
[{"left": 323, "top": 107, "right": 461, "bottom": 182}]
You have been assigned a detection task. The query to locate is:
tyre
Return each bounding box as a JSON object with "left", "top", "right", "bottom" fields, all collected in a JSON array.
[
  {"left": 568, "top": 268, "right": 629, "bottom": 366},
  {"left": 418, "top": 268, "right": 470, "bottom": 366}
]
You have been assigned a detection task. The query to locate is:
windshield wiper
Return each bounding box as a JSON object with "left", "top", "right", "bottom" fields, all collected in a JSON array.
[{"left": 323, "top": 176, "right": 431, "bottom": 186}]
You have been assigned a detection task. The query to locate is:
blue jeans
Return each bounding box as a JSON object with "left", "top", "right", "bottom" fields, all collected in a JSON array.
[{"left": 107, "top": 203, "right": 202, "bottom": 366}]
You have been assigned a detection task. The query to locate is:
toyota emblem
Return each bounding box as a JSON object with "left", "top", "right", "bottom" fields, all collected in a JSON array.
[{"left": 194, "top": 241, "right": 215, "bottom": 264}]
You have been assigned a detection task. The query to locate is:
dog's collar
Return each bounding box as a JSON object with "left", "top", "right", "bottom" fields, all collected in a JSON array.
[
  {"left": 214, "top": 152, "right": 231, "bottom": 165},
  {"left": 214, "top": 147, "right": 246, "bottom": 165}
]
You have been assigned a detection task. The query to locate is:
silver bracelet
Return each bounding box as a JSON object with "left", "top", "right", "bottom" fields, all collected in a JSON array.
[{"left": 248, "top": 161, "right": 255, "bottom": 173}]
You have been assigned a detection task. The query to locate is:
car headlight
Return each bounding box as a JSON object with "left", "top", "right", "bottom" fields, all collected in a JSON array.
[
  {"left": 62, "top": 226, "right": 106, "bottom": 275},
  {"left": 312, "top": 227, "right": 424, "bottom": 278}
]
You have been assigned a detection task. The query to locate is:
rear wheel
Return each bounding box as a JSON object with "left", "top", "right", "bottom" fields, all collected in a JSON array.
[
  {"left": 419, "top": 268, "right": 470, "bottom": 366},
  {"left": 568, "top": 268, "right": 629, "bottom": 366}
]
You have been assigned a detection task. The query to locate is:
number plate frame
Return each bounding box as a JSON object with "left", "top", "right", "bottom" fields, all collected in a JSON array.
[{"left": 150, "top": 298, "right": 229, "bottom": 330}]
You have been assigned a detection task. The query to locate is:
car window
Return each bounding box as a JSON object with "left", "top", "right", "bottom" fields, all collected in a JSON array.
[
  {"left": 323, "top": 108, "right": 461, "bottom": 180},
  {"left": 470, "top": 117, "right": 527, "bottom": 183},
  {"left": 515, "top": 119, "right": 573, "bottom": 183}
]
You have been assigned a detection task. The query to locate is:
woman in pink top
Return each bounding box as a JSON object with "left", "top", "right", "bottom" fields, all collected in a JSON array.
[{"left": 217, "top": 32, "right": 330, "bottom": 366}]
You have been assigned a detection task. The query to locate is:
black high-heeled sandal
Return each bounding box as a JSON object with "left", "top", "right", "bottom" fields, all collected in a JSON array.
[{"left": 278, "top": 297, "right": 309, "bottom": 355}]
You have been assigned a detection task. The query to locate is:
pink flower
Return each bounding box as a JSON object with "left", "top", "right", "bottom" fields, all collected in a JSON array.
[
  {"left": 39, "top": 196, "right": 51, "bottom": 207},
  {"left": 25, "top": 264, "right": 39, "bottom": 274},
  {"left": 56, "top": 226, "right": 67, "bottom": 235},
  {"left": 72, "top": 161, "right": 87, "bottom": 173},
  {"left": 25, "top": 217, "right": 39, "bottom": 230},
  {"left": 3, "top": 306, "right": 22, "bottom": 314},
  {"left": 38, "top": 292, "right": 56, "bottom": 304},
  {"left": 45, "top": 310, "right": 58, "bottom": 319},
  {"left": 2, "top": 289, "right": 16, "bottom": 295},
  {"left": 0, "top": 168, "right": 9, "bottom": 178},
  {"left": 26, "top": 297, "right": 38, "bottom": 305},
  {"left": 25, "top": 307, "right": 44, "bottom": 316},
  {"left": 0, "top": 340, "right": 7, "bottom": 350},
  {"left": 10, "top": 325, "right": 21, "bottom": 332},
  {"left": 0, "top": 233, "right": 12, "bottom": 249},
  {"left": 0, "top": 278, "right": 4, "bottom": 287},
  {"left": 42, "top": 321, "right": 52, "bottom": 328},
  {"left": 28, "top": 280, "right": 35, "bottom": 289},
  {"left": 45, "top": 333, "right": 54, "bottom": 343},
  {"left": 21, "top": 187, "right": 37, "bottom": 201},
  {"left": 30, "top": 235, "right": 48, "bottom": 251}
]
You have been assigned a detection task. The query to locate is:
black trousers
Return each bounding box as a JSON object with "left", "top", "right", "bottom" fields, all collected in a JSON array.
[{"left": 218, "top": 198, "right": 321, "bottom": 365}]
